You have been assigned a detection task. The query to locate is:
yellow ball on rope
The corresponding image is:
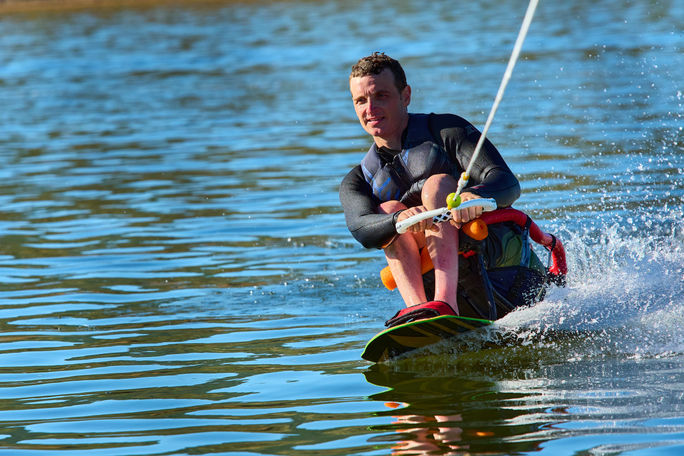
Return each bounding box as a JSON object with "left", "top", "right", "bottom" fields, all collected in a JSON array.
[{"left": 446, "top": 192, "right": 461, "bottom": 209}]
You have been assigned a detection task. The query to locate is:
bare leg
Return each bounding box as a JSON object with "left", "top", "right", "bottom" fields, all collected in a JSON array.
[
  {"left": 378, "top": 200, "right": 427, "bottom": 306},
  {"left": 421, "top": 174, "right": 460, "bottom": 314}
]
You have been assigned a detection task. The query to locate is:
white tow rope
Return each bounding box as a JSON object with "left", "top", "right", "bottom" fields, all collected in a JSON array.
[{"left": 455, "top": 0, "right": 540, "bottom": 197}]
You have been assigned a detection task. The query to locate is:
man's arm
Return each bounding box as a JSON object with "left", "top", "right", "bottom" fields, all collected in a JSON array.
[{"left": 339, "top": 165, "right": 399, "bottom": 249}]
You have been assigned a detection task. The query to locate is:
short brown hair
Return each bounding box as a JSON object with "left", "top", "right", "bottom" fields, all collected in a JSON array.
[{"left": 350, "top": 52, "right": 407, "bottom": 93}]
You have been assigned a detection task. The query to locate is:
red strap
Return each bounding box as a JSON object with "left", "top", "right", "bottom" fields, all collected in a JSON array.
[{"left": 480, "top": 208, "right": 568, "bottom": 277}]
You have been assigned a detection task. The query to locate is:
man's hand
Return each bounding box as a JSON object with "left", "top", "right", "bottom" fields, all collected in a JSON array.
[
  {"left": 449, "top": 192, "right": 483, "bottom": 228},
  {"left": 395, "top": 206, "right": 439, "bottom": 233}
]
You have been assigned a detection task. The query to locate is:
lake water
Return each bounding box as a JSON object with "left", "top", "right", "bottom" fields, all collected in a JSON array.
[{"left": 0, "top": 0, "right": 682, "bottom": 454}]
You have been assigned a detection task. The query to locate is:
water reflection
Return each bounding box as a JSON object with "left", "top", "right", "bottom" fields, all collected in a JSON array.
[
  {"left": 364, "top": 340, "right": 684, "bottom": 455},
  {"left": 365, "top": 365, "right": 544, "bottom": 454}
]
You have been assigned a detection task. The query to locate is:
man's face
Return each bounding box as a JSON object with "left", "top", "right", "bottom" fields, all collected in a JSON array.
[{"left": 349, "top": 68, "right": 411, "bottom": 148}]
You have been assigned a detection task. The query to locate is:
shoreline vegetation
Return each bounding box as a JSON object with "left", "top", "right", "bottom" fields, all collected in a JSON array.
[{"left": 0, "top": 0, "right": 243, "bottom": 13}]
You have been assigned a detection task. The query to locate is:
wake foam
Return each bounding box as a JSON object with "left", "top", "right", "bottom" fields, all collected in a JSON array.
[{"left": 498, "top": 208, "right": 683, "bottom": 359}]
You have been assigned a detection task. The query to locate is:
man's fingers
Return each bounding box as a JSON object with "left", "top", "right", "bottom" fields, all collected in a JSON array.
[{"left": 450, "top": 207, "right": 482, "bottom": 225}]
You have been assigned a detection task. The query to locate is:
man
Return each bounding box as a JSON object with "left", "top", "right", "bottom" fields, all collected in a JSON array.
[{"left": 339, "top": 52, "right": 520, "bottom": 325}]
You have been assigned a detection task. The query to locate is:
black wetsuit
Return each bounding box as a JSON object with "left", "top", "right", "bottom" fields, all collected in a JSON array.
[{"left": 339, "top": 113, "right": 520, "bottom": 249}]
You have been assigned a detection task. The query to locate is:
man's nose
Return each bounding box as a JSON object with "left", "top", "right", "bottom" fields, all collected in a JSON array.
[{"left": 366, "top": 97, "right": 379, "bottom": 114}]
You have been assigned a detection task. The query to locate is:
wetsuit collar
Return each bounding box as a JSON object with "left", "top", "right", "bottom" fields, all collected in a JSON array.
[{"left": 376, "top": 127, "right": 409, "bottom": 165}]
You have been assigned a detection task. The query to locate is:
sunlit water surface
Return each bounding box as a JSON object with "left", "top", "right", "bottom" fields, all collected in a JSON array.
[{"left": 0, "top": 0, "right": 682, "bottom": 454}]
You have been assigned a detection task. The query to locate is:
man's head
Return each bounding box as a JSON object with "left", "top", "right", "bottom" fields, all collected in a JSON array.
[
  {"left": 349, "top": 52, "right": 411, "bottom": 149},
  {"left": 350, "top": 52, "right": 407, "bottom": 94}
]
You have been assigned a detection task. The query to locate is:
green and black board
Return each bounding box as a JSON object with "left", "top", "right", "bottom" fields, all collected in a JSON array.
[{"left": 362, "top": 315, "right": 493, "bottom": 363}]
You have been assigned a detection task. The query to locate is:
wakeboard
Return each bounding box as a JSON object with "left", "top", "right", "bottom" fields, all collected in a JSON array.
[{"left": 362, "top": 314, "right": 493, "bottom": 363}]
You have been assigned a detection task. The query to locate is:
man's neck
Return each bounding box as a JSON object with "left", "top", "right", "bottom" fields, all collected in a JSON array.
[{"left": 374, "top": 136, "right": 401, "bottom": 150}]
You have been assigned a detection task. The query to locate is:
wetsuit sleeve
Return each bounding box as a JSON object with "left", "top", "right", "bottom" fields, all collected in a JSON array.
[
  {"left": 432, "top": 114, "right": 520, "bottom": 208},
  {"left": 339, "top": 165, "right": 398, "bottom": 249}
]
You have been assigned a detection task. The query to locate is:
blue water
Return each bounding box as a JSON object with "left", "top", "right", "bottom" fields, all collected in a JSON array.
[{"left": 0, "top": 0, "right": 682, "bottom": 454}]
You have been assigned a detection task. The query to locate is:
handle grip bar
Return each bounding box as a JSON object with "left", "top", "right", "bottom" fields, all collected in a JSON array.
[{"left": 395, "top": 198, "right": 498, "bottom": 234}]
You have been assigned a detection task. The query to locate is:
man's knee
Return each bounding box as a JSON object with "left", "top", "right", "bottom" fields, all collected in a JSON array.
[
  {"left": 422, "top": 174, "right": 457, "bottom": 202},
  {"left": 378, "top": 200, "right": 406, "bottom": 215}
]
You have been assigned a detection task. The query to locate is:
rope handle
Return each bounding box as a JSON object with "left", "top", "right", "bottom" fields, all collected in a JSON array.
[{"left": 395, "top": 198, "right": 497, "bottom": 234}]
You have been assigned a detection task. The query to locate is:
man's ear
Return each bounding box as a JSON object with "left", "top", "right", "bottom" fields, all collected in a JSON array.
[{"left": 402, "top": 85, "right": 411, "bottom": 107}]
